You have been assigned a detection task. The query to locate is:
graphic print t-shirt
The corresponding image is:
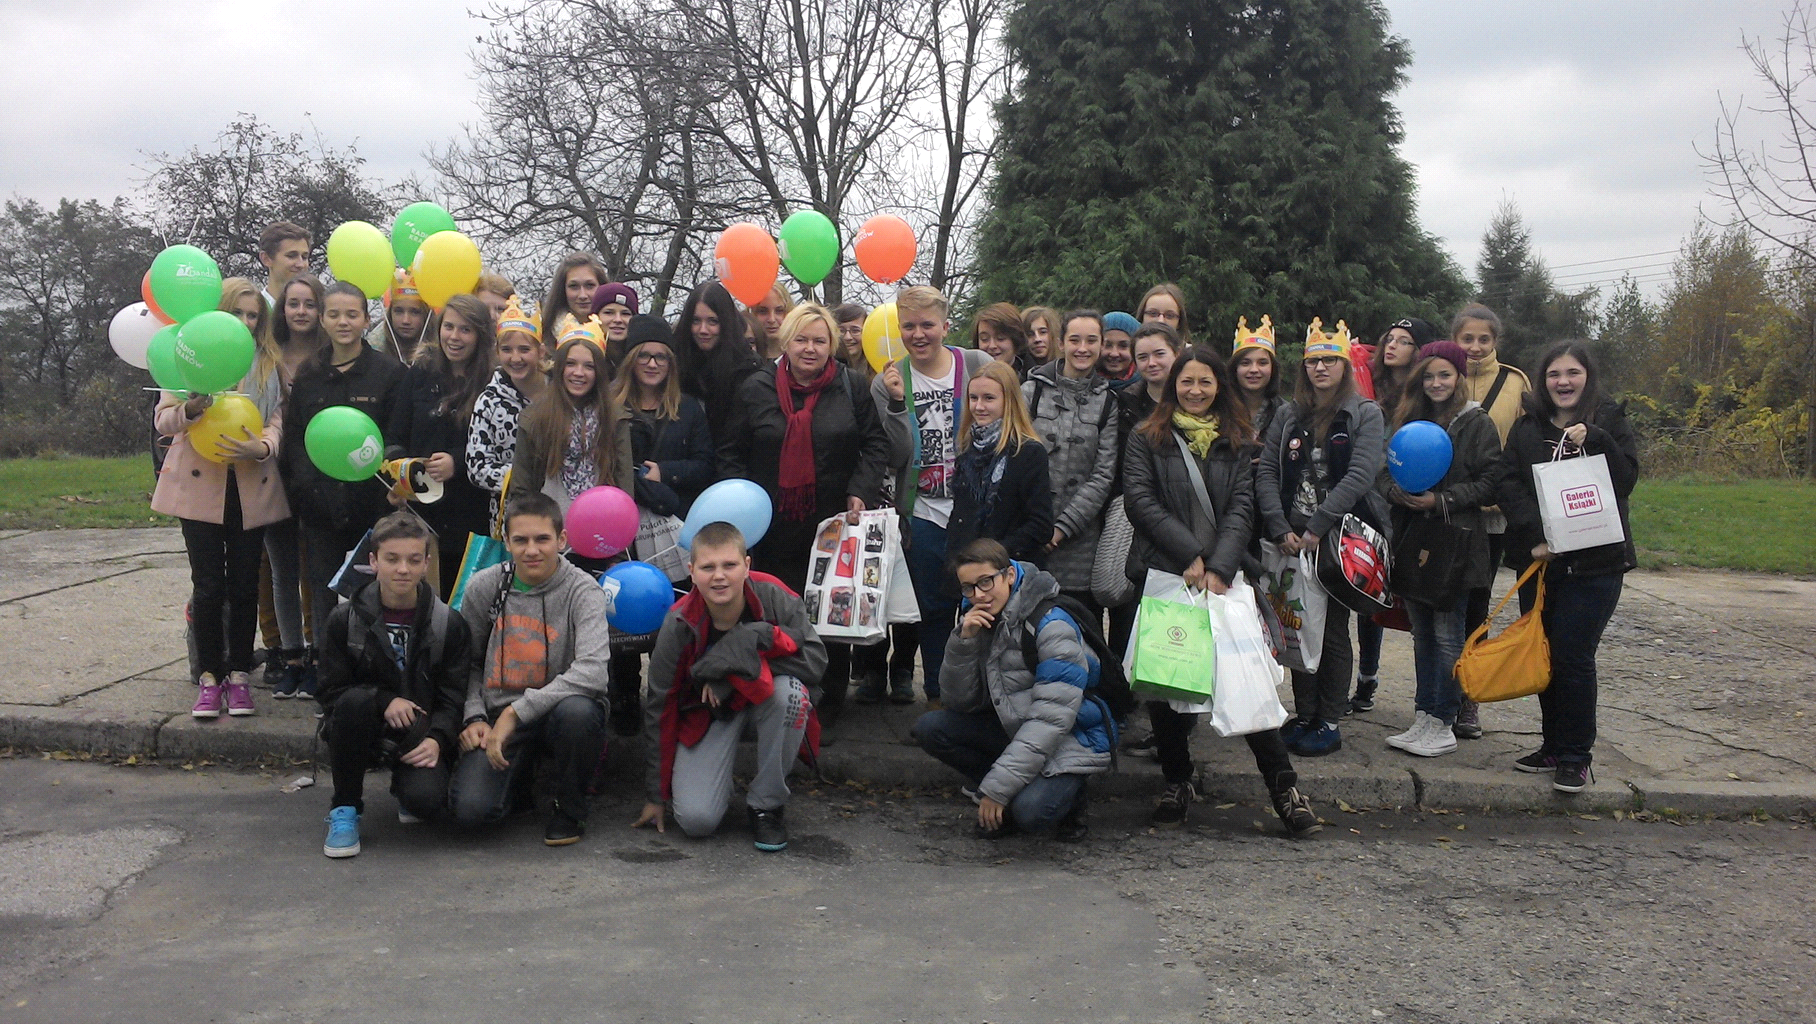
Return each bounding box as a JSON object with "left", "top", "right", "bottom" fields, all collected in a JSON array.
[
  {"left": 911, "top": 357, "right": 958, "bottom": 527},
  {"left": 381, "top": 606, "right": 414, "bottom": 671}
]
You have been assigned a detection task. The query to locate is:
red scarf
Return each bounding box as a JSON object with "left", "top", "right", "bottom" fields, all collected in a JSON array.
[{"left": 775, "top": 357, "right": 837, "bottom": 519}]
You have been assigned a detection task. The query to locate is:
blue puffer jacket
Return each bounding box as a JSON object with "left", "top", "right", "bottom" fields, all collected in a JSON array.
[{"left": 939, "top": 562, "right": 1114, "bottom": 804}]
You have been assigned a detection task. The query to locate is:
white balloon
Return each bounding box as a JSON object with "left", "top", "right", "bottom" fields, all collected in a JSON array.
[{"left": 109, "top": 302, "right": 161, "bottom": 369}]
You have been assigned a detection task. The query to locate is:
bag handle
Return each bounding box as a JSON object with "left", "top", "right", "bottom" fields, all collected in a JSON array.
[
  {"left": 1463, "top": 560, "right": 1546, "bottom": 649},
  {"left": 1172, "top": 430, "right": 1219, "bottom": 532}
]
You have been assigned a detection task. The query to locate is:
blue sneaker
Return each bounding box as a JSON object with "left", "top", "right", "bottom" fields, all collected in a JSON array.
[
  {"left": 323, "top": 806, "right": 361, "bottom": 858},
  {"left": 1280, "top": 717, "right": 1314, "bottom": 749},
  {"left": 1294, "top": 720, "right": 1343, "bottom": 757}
]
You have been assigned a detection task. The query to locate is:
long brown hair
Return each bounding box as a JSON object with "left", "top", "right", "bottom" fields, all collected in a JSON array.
[
  {"left": 421, "top": 293, "right": 497, "bottom": 424},
  {"left": 1293, "top": 347, "right": 1357, "bottom": 443},
  {"left": 519, "top": 336, "right": 625, "bottom": 486},
  {"left": 611, "top": 341, "right": 682, "bottom": 420},
  {"left": 542, "top": 251, "right": 607, "bottom": 337},
  {"left": 1392, "top": 356, "right": 1466, "bottom": 432},
  {"left": 957, "top": 360, "right": 1039, "bottom": 455},
  {"left": 1137, "top": 282, "right": 1191, "bottom": 340},
  {"left": 1139, "top": 344, "right": 1253, "bottom": 447}
]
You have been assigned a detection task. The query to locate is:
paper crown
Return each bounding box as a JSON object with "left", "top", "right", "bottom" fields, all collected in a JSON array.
[
  {"left": 1303, "top": 317, "right": 1352, "bottom": 360},
  {"left": 498, "top": 294, "right": 541, "bottom": 342},
  {"left": 1232, "top": 315, "right": 1276, "bottom": 357},
  {"left": 383, "top": 269, "right": 420, "bottom": 308},
  {"left": 560, "top": 315, "right": 605, "bottom": 349}
]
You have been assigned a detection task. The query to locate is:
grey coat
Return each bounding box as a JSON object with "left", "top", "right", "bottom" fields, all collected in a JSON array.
[
  {"left": 1121, "top": 427, "right": 1256, "bottom": 586},
  {"left": 1256, "top": 390, "right": 1391, "bottom": 542},
  {"left": 1021, "top": 362, "right": 1120, "bottom": 591},
  {"left": 939, "top": 563, "right": 1113, "bottom": 804}
]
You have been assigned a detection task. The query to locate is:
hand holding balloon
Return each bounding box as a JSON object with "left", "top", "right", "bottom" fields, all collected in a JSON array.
[{"left": 1386, "top": 421, "right": 1453, "bottom": 495}]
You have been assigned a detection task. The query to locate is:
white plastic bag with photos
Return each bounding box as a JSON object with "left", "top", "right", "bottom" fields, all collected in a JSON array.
[{"left": 800, "top": 510, "right": 917, "bottom": 643}]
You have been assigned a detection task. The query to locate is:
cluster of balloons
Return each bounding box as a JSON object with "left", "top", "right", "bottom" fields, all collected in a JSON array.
[
  {"left": 110, "top": 245, "right": 256, "bottom": 399},
  {"left": 1387, "top": 421, "right": 1455, "bottom": 493},
  {"left": 326, "top": 202, "right": 482, "bottom": 306},
  {"left": 714, "top": 213, "right": 917, "bottom": 307}
]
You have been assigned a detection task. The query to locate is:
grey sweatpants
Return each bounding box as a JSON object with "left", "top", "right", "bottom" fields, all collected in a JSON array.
[{"left": 671, "top": 675, "right": 810, "bottom": 838}]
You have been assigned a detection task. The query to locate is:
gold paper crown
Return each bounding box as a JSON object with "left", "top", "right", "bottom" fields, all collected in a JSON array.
[
  {"left": 498, "top": 294, "right": 541, "bottom": 342},
  {"left": 1233, "top": 314, "right": 1276, "bottom": 356},
  {"left": 560, "top": 314, "right": 605, "bottom": 349},
  {"left": 1303, "top": 317, "right": 1353, "bottom": 359},
  {"left": 383, "top": 268, "right": 420, "bottom": 308}
]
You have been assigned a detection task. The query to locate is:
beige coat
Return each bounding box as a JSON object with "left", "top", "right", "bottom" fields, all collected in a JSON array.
[{"left": 150, "top": 369, "right": 291, "bottom": 528}]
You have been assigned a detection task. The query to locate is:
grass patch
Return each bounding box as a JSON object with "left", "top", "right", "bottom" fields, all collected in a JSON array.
[
  {"left": 1629, "top": 477, "right": 1816, "bottom": 574},
  {"left": 0, "top": 453, "right": 159, "bottom": 530}
]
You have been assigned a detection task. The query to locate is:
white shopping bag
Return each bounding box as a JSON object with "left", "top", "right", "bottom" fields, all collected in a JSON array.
[
  {"left": 1532, "top": 449, "right": 1626, "bottom": 554},
  {"left": 1207, "top": 576, "right": 1289, "bottom": 737},
  {"left": 1258, "top": 541, "right": 1327, "bottom": 674},
  {"left": 801, "top": 510, "right": 916, "bottom": 643}
]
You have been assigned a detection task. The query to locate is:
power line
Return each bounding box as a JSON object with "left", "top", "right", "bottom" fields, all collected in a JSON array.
[
  {"left": 1545, "top": 249, "right": 1679, "bottom": 271},
  {"left": 1552, "top": 260, "right": 1676, "bottom": 282}
]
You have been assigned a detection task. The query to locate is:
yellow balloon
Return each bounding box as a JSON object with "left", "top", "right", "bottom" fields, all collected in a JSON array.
[
  {"left": 412, "top": 230, "right": 482, "bottom": 309},
  {"left": 187, "top": 394, "right": 264, "bottom": 464},
  {"left": 862, "top": 302, "right": 905, "bottom": 372},
  {"left": 325, "top": 221, "right": 394, "bottom": 299}
]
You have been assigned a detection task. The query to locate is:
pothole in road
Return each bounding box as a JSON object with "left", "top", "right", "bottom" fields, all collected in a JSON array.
[{"left": 0, "top": 826, "right": 181, "bottom": 920}]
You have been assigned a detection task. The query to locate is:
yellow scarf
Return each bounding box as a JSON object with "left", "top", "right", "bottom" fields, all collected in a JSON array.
[{"left": 1172, "top": 410, "right": 1221, "bottom": 458}]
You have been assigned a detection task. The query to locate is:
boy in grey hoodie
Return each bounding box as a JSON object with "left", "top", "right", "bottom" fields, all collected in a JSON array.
[{"left": 451, "top": 492, "right": 610, "bottom": 846}]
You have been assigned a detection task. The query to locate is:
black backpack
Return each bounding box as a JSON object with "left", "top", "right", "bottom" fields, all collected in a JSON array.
[{"left": 1017, "top": 593, "right": 1137, "bottom": 724}]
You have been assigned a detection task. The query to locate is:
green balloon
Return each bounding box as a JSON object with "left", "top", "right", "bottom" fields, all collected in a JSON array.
[
  {"left": 175, "top": 310, "right": 256, "bottom": 394},
  {"left": 145, "top": 325, "right": 187, "bottom": 391},
  {"left": 148, "top": 245, "right": 224, "bottom": 324},
  {"left": 304, "top": 406, "right": 385, "bottom": 482},
  {"left": 391, "top": 202, "right": 458, "bottom": 268},
  {"left": 778, "top": 210, "right": 839, "bottom": 286}
]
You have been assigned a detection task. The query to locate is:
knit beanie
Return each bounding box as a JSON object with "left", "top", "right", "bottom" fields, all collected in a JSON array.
[
  {"left": 1102, "top": 311, "right": 1140, "bottom": 337},
  {"left": 623, "top": 313, "right": 673, "bottom": 350},
  {"left": 593, "top": 282, "right": 639, "bottom": 316},
  {"left": 1419, "top": 339, "right": 1469, "bottom": 378},
  {"left": 1389, "top": 316, "right": 1438, "bottom": 349}
]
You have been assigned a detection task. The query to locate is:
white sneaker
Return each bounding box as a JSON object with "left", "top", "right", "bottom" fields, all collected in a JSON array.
[
  {"left": 1385, "top": 712, "right": 1428, "bottom": 752},
  {"left": 1405, "top": 717, "right": 1458, "bottom": 757}
]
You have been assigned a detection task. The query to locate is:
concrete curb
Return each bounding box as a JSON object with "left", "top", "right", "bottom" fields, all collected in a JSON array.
[{"left": 1, "top": 712, "right": 1810, "bottom": 820}]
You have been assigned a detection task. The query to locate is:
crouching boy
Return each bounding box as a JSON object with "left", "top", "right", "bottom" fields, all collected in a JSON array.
[
  {"left": 914, "top": 539, "right": 1113, "bottom": 841},
  {"left": 635, "top": 522, "right": 826, "bottom": 852},
  {"left": 318, "top": 512, "right": 472, "bottom": 859},
  {"left": 452, "top": 493, "right": 610, "bottom": 846}
]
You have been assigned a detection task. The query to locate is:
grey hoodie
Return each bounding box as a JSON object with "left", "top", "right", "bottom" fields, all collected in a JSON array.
[{"left": 461, "top": 558, "right": 611, "bottom": 724}]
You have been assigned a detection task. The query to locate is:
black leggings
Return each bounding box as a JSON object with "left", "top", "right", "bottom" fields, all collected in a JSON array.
[
  {"left": 180, "top": 481, "right": 266, "bottom": 679},
  {"left": 1148, "top": 701, "right": 1295, "bottom": 789}
]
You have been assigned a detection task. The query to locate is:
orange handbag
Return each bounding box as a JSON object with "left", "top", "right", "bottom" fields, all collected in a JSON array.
[{"left": 1455, "top": 561, "right": 1550, "bottom": 703}]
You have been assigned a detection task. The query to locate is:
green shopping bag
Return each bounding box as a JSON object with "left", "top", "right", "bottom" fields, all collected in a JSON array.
[
  {"left": 449, "top": 532, "right": 509, "bottom": 611},
  {"left": 1129, "top": 572, "right": 1216, "bottom": 704}
]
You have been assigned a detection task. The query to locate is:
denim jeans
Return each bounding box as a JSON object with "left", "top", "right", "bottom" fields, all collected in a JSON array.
[
  {"left": 450, "top": 695, "right": 606, "bottom": 823},
  {"left": 262, "top": 516, "right": 306, "bottom": 651},
  {"left": 914, "top": 707, "right": 1085, "bottom": 832},
  {"left": 1536, "top": 571, "right": 1624, "bottom": 765},
  {"left": 1406, "top": 596, "right": 1468, "bottom": 724},
  {"left": 906, "top": 517, "right": 955, "bottom": 698},
  {"left": 1356, "top": 611, "right": 1382, "bottom": 679}
]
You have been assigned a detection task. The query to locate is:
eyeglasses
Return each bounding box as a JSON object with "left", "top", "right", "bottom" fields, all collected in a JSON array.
[
  {"left": 634, "top": 351, "right": 672, "bottom": 365},
  {"left": 958, "top": 568, "right": 1008, "bottom": 597},
  {"left": 1142, "top": 309, "right": 1180, "bottom": 323}
]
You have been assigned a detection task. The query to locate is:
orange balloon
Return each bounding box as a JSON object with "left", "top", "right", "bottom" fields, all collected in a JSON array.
[
  {"left": 142, "top": 271, "right": 174, "bottom": 324},
  {"left": 853, "top": 215, "right": 916, "bottom": 284},
  {"left": 714, "top": 223, "right": 780, "bottom": 308}
]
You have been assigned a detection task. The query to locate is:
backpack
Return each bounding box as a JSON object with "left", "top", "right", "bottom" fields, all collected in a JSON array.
[
  {"left": 346, "top": 596, "right": 453, "bottom": 673},
  {"left": 318, "top": 595, "right": 452, "bottom": 750},
  {"left": 1018, "top": 593, "right": 1138, "bottom": 724}
]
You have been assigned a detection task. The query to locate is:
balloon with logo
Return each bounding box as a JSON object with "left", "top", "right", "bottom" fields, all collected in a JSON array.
[
  {"left": 412, "top": 230, "right": 482, "bottom": 309},
  {"left": 599, "top": 561, "right": 676, "bottom": 636},
  {"left": 187, "top": 394, "right": 264, "bottom": 464},
  {"left": 109, "top": 302, "right": 163, "bottom": 369},
  {"left": 861, "top": 302, "right": 905, "bottom": 372},
  {"left": 714, "top": 223, "right": 780, "bottom": 307},
  {"left": 1387, "top": 421, "right": 1454, "bottom": 494},
  {"left": 778, "top": 210, "right": 838, "bottom": 287},
  {"left": 567, "top": 485, "right": 639, "bottom": 559},
  {"left": 141, "top": 273, "right": 174, "bottom": 324},
  {"left": 147, "top": 245, "right": 224, "bottom": 324},
  {"left": 853, "top": 214, "right": 916, "bottom": 284},
  {"left": 680, "top": 478, "right": 772, "bottom": 549},
  {"left": 145, "top": 324, "right": 187, "bottom": 391},
  {"left": 390, "top": 202, "right": 457, "bottom": 268},
  {"left": 326, "top": 220, "right": 395, "bottom": 299},
  {"left": 305, "top": 406, "right": 385, "bottom": 482},
  {"left": 174, "top": 310, "right": 256, "bottom": 394}
]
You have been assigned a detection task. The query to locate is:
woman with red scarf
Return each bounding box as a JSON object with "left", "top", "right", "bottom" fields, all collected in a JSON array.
[{"left": 719, "top": 303, "right": 892, "bottom": 727}]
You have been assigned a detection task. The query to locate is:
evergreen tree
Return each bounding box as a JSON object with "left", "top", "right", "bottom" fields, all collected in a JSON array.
[
  {"left": 1472, "top": 200, "right": 1596, "bottom": 370},
  {"left": 974, "top": 0, "right": 1466, "bottom": 341}
]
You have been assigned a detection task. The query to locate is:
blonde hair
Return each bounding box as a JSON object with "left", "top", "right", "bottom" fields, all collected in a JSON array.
[
  {"left": 777, "top": 303, "right": 839, "bottom": 355},
  {"left": 475, "top": 271, "right": 515, "bottom": 299},
  {"left": 896, "top": 285, "right": 948, "bottom": 317},
  {"left": 612, "top": 341, "right": 683, "bottom": 420},
  {"left": 957, "top": 361, "right": 1039, "bottom": 455},
  {"left": 218, "top": 277, "right": 279, "bottom": 390},
  {"left": 759, "top": 284, "right": 796, "bottom": 313}
]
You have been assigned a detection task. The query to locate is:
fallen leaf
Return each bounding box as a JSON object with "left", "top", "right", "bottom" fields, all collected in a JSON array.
[
  {"left": 1336, "top": 799, "right": 1357, "bottom": 813},
  {"left": 1727, "top": 772, "right": 1741, "bottom": 781},
  {"left": 1578, "top": 813, "right": 1601, "bottom": 820},
  {"left": 1613, "top": 809, "right": 1625, "bottom": 821}
]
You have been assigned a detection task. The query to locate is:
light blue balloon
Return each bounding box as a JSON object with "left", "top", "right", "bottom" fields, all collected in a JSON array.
[
  {"left": 680, "top": 478, "right": 774, "bottom": 549},
  {"left": 1387, "top": 421, "right": 1454, "bottom": 493},
  {"left": 599, "top": 561, "right": 677, "bottom": 635}
]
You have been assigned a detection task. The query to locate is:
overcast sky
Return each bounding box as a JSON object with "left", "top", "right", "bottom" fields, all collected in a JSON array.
[{"left": 0, "top": 0, "right": 1795, "bottom": 300}]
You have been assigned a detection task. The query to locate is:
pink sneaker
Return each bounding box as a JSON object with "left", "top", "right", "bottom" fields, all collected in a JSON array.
[
  {"left": 225, "top": 671, "right": 256, "bottom": 717},
  {"left": 192, "top": 674, "right": 224, "bottom": 719}
]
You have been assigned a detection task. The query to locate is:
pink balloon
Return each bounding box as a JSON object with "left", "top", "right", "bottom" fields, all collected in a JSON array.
[{"left": 567, "top": 486, "right": 639, "bottom": 558}]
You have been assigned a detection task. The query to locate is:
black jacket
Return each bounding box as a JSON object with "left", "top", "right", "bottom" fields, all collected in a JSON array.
[
  {"left": 1498, "top": 399, "right": 1639, "bottom": 579},
  {"left": 1122, "top": 426, "right": 1256, "bottom": 585},
  {"left": 718, "top": 363, "right": 891, "bottom": 522},
  {"left": 280, "top": 346, "right": 406, "bottom": 533},
  {"left": 626, "top": 394, "right": 715, "bottom": 517},
  {"left": 681, "top": 341, "right": 762, "bottom": 442},
  {"left": 947, "top": 438, "right": 1053, "bottom": 565},
  {"left": 387, "top": 364, "right": 490, "bottom": 537},
  {"left": 1377, "top": 405, "right": 1506, "bottom": 591},
  {"left": 317, "top": 580, "right": 473, "bottom": 759}
]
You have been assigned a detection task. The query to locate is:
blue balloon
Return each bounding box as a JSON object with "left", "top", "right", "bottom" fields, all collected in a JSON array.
[
  {"left": 680, "top": 477, "right": 773, "bottom": 549},
  {"left": 599, "top": 561, "right": 676, "bottom": 635},
  {"left": 1387, "top": 421, "right": 1454, "bottom": 494}
]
